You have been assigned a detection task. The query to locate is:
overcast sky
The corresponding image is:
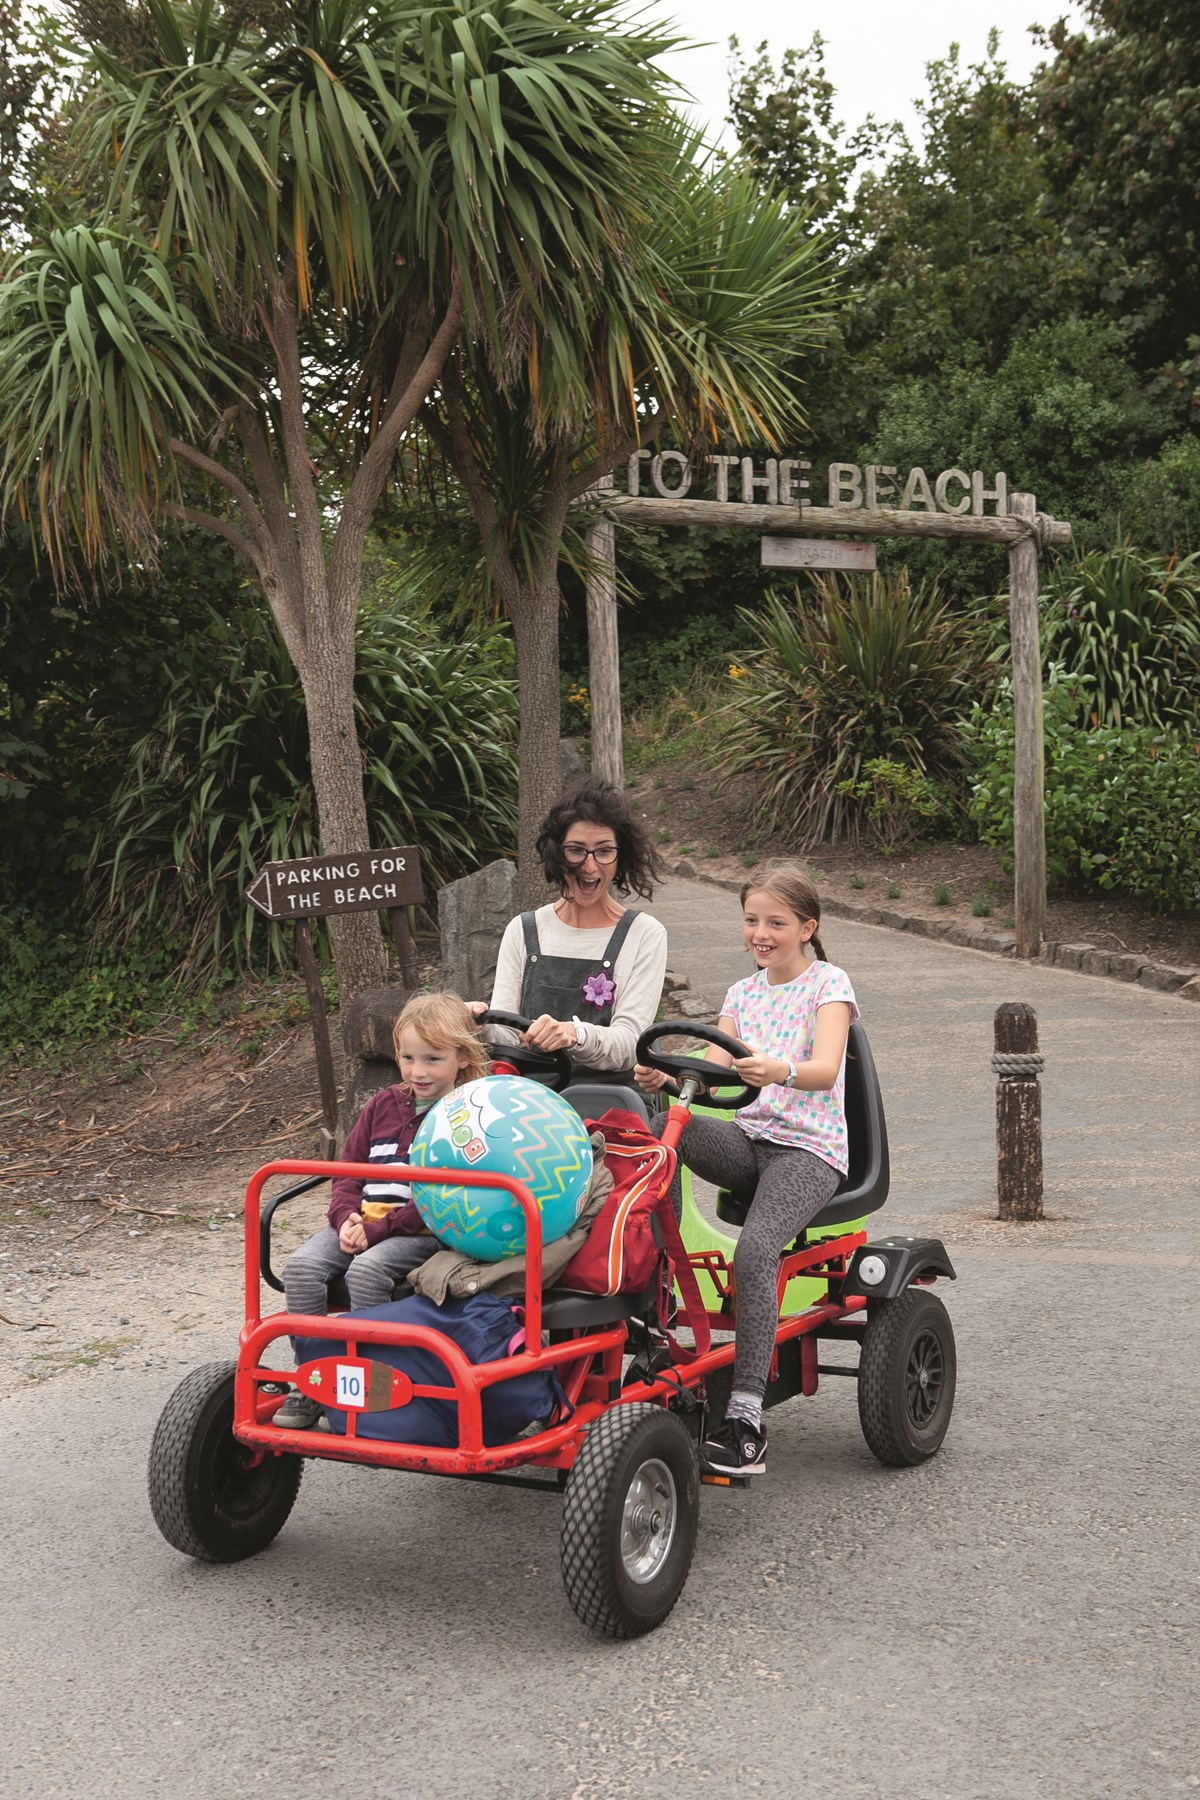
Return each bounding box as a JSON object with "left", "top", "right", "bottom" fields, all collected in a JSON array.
[{"left": 658, "top": 0, "right": 1089, "bottom": 149}]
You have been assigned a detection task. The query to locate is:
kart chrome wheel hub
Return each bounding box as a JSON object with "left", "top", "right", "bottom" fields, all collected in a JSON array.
[{"left": 621, "top": 1458, "right": 677, "bottom": 1583}]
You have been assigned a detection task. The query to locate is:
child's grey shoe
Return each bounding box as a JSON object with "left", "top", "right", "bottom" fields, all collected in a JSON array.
[{"left": 274, "top": 1390, "right": 323, "bottom": 1430}]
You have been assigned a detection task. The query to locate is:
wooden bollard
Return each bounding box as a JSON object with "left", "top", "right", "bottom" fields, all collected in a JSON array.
[{"left": 992, "top": 1002, "right": 1044, "bottom": 1220}]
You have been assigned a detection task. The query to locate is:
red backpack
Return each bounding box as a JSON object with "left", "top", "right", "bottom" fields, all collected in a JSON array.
[{"left": 559, "top": 1109, "right": 711, "bottom": 1357}]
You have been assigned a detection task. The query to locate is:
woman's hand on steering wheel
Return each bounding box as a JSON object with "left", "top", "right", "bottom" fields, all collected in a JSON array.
[
  {"left": 522, "top": 1013, "right": 578, "bottom": 1055},
  {"left": 474, "top": 1008, "right": 574, "bottom": 1090}
]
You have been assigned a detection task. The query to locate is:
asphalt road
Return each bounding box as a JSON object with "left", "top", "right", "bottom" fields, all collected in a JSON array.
[{"left": 3, "top": 887, "right": 1198, "bottom": 1800}]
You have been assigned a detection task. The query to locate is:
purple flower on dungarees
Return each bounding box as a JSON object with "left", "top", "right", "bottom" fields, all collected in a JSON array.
[{"left": 581, "top": 971, "right": 616, "bottom": 1008}]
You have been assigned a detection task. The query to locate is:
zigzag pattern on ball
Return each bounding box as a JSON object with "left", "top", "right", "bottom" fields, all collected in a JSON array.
[
  {"left": 412, "top": 1186, "right": 493, "bottom": 1241},
  {"left": 507, "top": 1093, "right": 589, "bottom": 1200}
]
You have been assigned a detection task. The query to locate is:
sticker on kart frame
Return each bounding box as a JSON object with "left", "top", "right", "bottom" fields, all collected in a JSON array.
[{"left": 293, "top": 1356, "right": 413, "bottom": 1412}]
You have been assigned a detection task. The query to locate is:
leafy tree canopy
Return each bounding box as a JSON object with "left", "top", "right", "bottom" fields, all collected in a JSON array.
[{"left": 1037, "top": 0, "right": 1200, "bottom": 373}]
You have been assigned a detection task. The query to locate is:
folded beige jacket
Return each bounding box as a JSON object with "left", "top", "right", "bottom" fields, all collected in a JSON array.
[{"left": 408, "top": 1131, "right": 613, "bottom": 1305}]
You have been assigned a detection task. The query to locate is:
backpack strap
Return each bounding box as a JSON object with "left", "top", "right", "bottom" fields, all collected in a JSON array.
[
  {"left": 586, "top": 1111, "right": 713, "bottom": 1360},
  {"left": 650, "top": 1185, "right": 712, "bottom": 1361}
]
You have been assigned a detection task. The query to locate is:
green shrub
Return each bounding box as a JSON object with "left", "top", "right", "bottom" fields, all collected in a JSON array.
[
  {"left": 835, "top": 757, "right": 950, "bottom": 854},
  {"left": 618, "top": 614, "right": 757, "bottom": 712},
  {"left": 1041, "top": 545, "right": 1200, "bottom": 731},
  {"left": 560, "top": 674, "right": 591, "bottom": 738},
  {"left": 89, "top": 597, "right": 518, "bottom": 980},
  {"left": 624, "top": 675, "right": 733, "bottom": 771},
  {"left": 967, "top": 670, "right": 1200, "bottom": 912},
  {"left": 721, "top": 570, "right": 991, "bottom": 842},
  {"left": 0, "top": 905, "right": 194, "bottom": 1059}
]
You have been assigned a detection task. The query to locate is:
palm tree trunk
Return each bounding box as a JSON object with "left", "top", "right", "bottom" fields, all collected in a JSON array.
[
  {"left": 507, "top": 571, "right": 564, "bottom": 909},
  {"left": 294, "top": 608, "right": 389, "bottom": 1002}
]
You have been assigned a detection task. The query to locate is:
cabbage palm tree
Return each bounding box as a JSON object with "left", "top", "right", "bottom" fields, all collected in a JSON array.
[
  {"left": 0, "top": 0, "right": 675, "bottom": 997},
  {"left": 422, "top": 126, "right": 835, "bottom": 892}
]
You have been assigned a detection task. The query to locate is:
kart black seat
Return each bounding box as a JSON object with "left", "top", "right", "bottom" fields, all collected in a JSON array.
[
  {"left": 562, "top": 1081, "right": 650, "bottom": 1126},
  {"left": 716, "top": 1021, "right": 889, "bottom": 1232},
  {"left": 540, "top": 1275, "right": 662, "bottom": 1330}
]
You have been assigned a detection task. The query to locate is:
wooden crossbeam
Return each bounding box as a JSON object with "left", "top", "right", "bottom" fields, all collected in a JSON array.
[{"left": 605, "top": 494, "right": 1072, "bottom": 548}]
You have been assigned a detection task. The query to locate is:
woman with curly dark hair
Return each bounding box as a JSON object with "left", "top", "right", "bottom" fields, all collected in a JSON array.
[{"left": 478, "top": 781, "right": 668, "bottom": 1076}]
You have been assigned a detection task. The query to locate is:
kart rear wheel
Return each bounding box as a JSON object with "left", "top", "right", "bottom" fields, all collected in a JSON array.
[
  {"left": 858, "top": 1288, "right": 956, "bottom": 1467},
  {"left": 561, "top": 1403, "right": 699, "bottom": 1639},
  {"left": 148, "top": 1361, "right": 302, "bottom": 1562}
]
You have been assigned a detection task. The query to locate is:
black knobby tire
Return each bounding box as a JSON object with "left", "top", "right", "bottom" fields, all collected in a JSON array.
[
  {"left": 148, "top": 1361, "right": 303, "bottom": 1562},
  {"left": 561, "top": 1403, "right": 700, "bottom": 1640},
  {"left": 858, "top": 1288, "right": 957, "bottom": 1468}
]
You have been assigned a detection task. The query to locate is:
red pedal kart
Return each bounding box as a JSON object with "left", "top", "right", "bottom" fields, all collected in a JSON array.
[{"left": 148, "top": 1015, "right": 957, "bottom": 1639}]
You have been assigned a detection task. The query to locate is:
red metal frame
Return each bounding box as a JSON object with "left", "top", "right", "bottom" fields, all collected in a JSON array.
[{"left": 232, "top": 1101, "right": 870, "bottom": 1478}]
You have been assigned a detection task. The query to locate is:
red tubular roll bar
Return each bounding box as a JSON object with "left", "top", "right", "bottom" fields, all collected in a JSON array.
[{"left": 235, "top": 1122, "right": 871, "bottom": 1478}]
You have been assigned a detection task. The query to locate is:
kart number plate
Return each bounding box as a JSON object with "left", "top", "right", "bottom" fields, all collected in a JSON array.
[
  {"left": 336, "top": 1362, "right": 368, "bottom": 1409},
  {"left": 294, "top": 1356, "right": 414, "bottom": 1413}
]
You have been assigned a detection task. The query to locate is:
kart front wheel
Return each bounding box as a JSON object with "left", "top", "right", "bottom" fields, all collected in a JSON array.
[
  {"left": 858, "top": 1287, "right": 956, "bottom": 1467},
  {"left": 561, "top": 1404, "right": 699, "bottom": 1639},
  {"left": 148, "top": 1361, "right": 302, "bottom": 1562}
]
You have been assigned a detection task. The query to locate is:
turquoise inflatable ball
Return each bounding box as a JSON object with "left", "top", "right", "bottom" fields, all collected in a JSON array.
[{"left": 409, "top": 1075, "right": 593, "bottom": 1261}]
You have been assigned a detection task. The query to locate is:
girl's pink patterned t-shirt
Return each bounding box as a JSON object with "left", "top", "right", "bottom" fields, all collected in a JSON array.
[{"left": 721, "top": 961, "right": 859, "bottom": 1172}]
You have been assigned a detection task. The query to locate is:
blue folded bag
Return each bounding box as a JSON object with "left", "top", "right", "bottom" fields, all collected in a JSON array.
[{"left": 294, "top": 1290, "right": 563, "bottom": 1446}]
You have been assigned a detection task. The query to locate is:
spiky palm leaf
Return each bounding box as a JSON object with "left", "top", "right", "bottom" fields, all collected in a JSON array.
[
  {"left": 1040, "top": 544, "right": 1200, "bottom": 731},
  {"left": 90, "top": 595, "right": 517, "bottom": 978},
  {"left": 3, "top": 0, "right": 681, "bottom": 567},
  {"left": 0, "top": 225, "right": 239, "bottom": 567},
  {"left": 415, "top": 118, "right": 836, "bottom": 600}
]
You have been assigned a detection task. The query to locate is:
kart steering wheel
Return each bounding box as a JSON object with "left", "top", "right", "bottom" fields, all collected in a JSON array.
[
  {"left": 636, "top": 1020, "right": 760, "bottom": 1111},
  {"left": 477, "top": 1009, "right": 573, "bottom": 1091}
]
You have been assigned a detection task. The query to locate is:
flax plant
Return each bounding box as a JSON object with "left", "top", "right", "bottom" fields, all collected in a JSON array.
[{"left": 721, "top": 571, "right": 991, "bottom": 844}]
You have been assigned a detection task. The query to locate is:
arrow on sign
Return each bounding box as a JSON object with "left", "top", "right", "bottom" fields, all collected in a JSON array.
[{"left": 244, "top": 869, "right": 274, "bottom": 918}]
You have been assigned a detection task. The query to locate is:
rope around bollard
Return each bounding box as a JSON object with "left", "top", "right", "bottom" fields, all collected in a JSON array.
[{"left": 990, "top": 1052, "right": 1045, "bottom": 1078}]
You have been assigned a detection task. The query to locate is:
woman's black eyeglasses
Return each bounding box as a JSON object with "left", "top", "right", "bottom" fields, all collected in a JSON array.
[{"left": 563, "top": 843, "right": 619, "bottom": 866}]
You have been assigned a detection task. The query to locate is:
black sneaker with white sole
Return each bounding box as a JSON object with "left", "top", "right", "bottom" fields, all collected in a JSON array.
[{"left": 701, "top": 1416, "right": 767, "bottom": 1476}]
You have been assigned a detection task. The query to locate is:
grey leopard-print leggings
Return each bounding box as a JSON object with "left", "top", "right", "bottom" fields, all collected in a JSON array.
[{"left": 658, "top": 1114, "right": 841, "bottom": 1401}]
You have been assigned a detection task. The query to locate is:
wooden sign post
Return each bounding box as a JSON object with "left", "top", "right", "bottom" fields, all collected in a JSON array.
[
  {"left": 585, "top": 512, "right": 624, "bottom": 788},
  {"left": 245, "top": 845, "right": 424, "bottom": 1145}
]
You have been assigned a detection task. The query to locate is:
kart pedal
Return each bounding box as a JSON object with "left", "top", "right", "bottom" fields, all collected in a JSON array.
[{"left": 701, "top": 1470, "right": 753, "bottom": 1489}]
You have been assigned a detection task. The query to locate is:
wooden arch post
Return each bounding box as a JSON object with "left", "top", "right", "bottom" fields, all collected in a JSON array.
[
  {"left": 584, "top": 513, "right": 623, "bottom": 787},
  {"left": 1008, "top": 493, "right": 1046, "bottom": 959}
]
